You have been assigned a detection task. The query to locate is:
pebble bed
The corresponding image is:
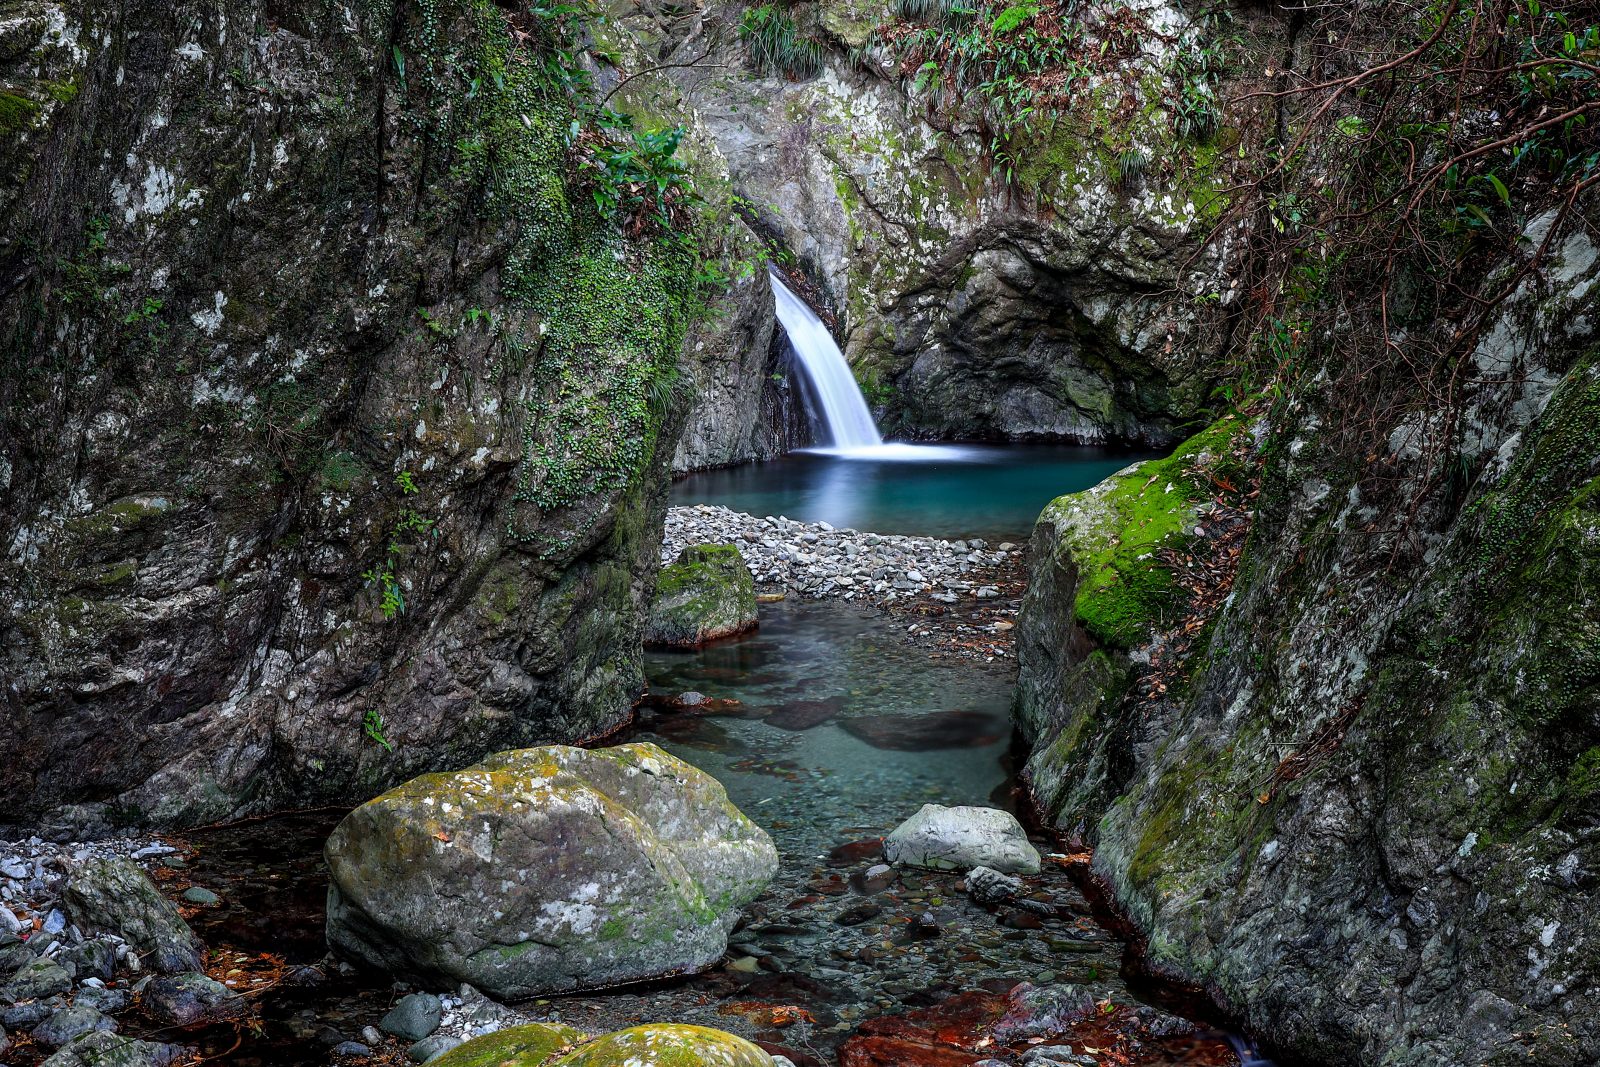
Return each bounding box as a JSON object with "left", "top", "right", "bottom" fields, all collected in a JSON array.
[{"left": 664, "top": 505, "right": 1021, "bottom": 605}]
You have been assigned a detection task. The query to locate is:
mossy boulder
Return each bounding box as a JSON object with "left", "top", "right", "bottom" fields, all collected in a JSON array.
[
  {"left": 324, "top": 743, "right": 778, "bottom": 998},
  {"left": 550, "top": 1024, "right": 774, "bottom": 1066},
  {"left": 426, "top": 1022, "right": 587, "bottom": 1067},
  {"left": 645, "top": 545, "right": 759, "bottom": 649}
]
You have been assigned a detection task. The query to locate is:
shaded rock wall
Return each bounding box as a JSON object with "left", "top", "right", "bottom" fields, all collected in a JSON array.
[
  {"left": 0, "top": 0, "right": 751, "bottom": 831},
  {"left": 1016, "top": 207, "right": 1600, "bottom": 1064},
  {"left": 623, "top": 0, "right": 1235, "bottom": 446}
]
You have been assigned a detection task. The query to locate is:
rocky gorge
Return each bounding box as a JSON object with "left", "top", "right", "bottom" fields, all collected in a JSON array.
[{"left": 2, "top": 0, "right": 1597, "bottom": 1065}]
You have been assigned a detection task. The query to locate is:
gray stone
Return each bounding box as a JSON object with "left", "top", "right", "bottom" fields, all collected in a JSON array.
[
  {"left": 379, "top": 992, "right": 442, "bottom": 1041},
  {"left": 142, "top": 972, "right": 232, "bottom": 1026},
  {"left": 61, "top": 939, "right": 117, "bottom": 983},
  {"left": 62, "top": 858, "right": 204, "bottom": 974},
  {"left": 179, "top": 887, "right": 220, "bottom": 907},
  {"left": 326, "top": 743, "right": 777, "bottom": 998},
  {"left": 2, "top": 957, "right": 73, "bottom": 1002},
  {"left": 32, "top": 1005, "right": 116, "bottom": 1048},
  {"left": 3, "top": 995, "right": 65, "bottom": 1027},
  {"left": 965, "top": 866, "right": 1024, "bottom": 906},
  {"left": 886, "top": 805, "right": 1041, "bottom": 874},
  {"left": 39, "top": 1030, "right": 189, "bottom": 1067},
  {"left": 332, "top": 1041, "right": 372, "bottom": 1056},
  {"left": 73, "top": 984, "right": 130, "bottom": 1014},
  {"left": 407, "top": 1034, "right": 463, "bottom": 1062}
]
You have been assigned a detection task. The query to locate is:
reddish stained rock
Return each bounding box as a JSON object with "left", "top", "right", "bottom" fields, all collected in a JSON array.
[
  {"left": 854, "top": 991, "right": 1010, "bottom": 1050},
  {"left": 838, "top": 1036, "right": 987, "bottom": 1067},
  {"left": 826, "top": 838, "right": 885, "bottom": 866}
]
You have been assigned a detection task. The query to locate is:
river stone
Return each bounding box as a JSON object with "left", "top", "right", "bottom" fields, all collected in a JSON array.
[
  {"left": 61, "top": 857, "right": 204, "bottom": 974},
  {"left": 408, "top": 1034, "right": 463, "bottom": 1062},
  {"left": 645, "top": 545, "right": 759, "bottom": 649},
  {"left": 551, "top": 1024, "right": 774, "bottom": 1066},
  {"left": 325, "top": 743, "right": 779, "bottom": 998},
  {"left": 142, "top": 972, "right": 232, "bottom": 1026},
  {"left": 380, "top": 992, "right": 442, "bottom": 1040},
  {"left": 32, "top": 1005, "right": 115, "bottom": 1048},
  {"left": 39, "top": 1030, "right": 189, "bottom": 1067},
  {"left": 885, "top": 804, "right": 1042, "bottom": 874},
  {"left": 2, "top": 957, "right": 73, "bottom": 1002},
  {"left": 427, "top": 1022, "right": 588, "bottom": 1067}
]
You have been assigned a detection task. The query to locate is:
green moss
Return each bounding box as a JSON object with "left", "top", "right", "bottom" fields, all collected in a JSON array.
[
  {"left": 428, "top": 1022, "right": 588, "bottom": 1067},
  {"left": 551, "top": 1024, "right": 773, "bottom": 1067},
  {"left": 1045, "top": 416, "right": 1247, "bottom": 648},
  {"left": 0, "top": 91, "right": 40, "bottom": 134},
  {"left": 1567, "top": 747, "right": 1600, "bottom": 801}
]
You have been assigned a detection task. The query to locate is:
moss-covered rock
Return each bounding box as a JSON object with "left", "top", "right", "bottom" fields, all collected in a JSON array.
[
  {"left": 550, "top": 1024, "right": 774, "bottom": 1067},
  {"left": 1014, "top": 415, "right": 1249, "bottom": 829},
  {"left": 426, "top": 1022, "right": 588, "bottom": 1067},
  {"left": 644, "top": 545, "right": 759, "bottom": 649},
  {"left": 325, "top": 743, "right": 778, "bottom": 998}
]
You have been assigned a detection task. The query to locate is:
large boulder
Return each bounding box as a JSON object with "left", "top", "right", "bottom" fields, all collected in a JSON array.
[
  {"left": 431, "top": 1023, "right": 774, "bottom": 1067},
  {"left": 645, "top": 545, "right": 759, "bottom": 649},
  {"left": 325, "top": 743, "right": 778, "bottom": 998},
  {"left": 39, "top": 1031, "right": 188, "bottom": 1067},
  {"left": 61, "top": 857, "right": 204, "bottom": 974},
  {"left": 885, "top": 805, "right": 1042, "bottom": 875}
]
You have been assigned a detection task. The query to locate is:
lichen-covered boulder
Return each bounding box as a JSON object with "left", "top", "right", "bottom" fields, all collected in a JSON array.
[
  {"left": 551, "top": 1024, "right": 774, "bottom": 1066},
  {"left": 885, "top": 804, "right": 1041, "bottom": 874},
  {"left": 645, "top": 545, "right": 758, "bottom": 649},
  {"left": 325, "top": 743, "right": 778, "bottom": 998},
  {"left": 61, "top": 857, "right": 204, "bottom": 975},
  {"left": 427, "top": 1023, "right": 587, "bottom": 1067}
]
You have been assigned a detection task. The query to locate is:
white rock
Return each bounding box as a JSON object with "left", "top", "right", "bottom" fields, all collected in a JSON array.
[{"left": 885, "top": 804, "right": 1041, "bottom": 874}]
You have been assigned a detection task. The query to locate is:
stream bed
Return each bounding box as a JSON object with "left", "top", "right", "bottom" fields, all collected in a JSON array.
[{"left": 124, "top": 599, "right": 1254, "bottom": 1066}]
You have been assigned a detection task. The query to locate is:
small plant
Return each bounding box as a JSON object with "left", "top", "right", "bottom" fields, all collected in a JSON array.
[
  {"left": 1117, "top": 147, "right": 1147, "bottom": 191},
  {"left": 739, "top": 5, "right": 825, "bottom": 79},
  {"left": 362, "top": 710, "right": 394, "bottom": 752},
  {"left": 584, "top": 117, "right": 696, "bottom": 233}
]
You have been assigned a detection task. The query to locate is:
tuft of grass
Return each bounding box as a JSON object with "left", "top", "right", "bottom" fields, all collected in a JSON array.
[{"left": 740, "top": 5, "right": 825, "bottom": 79}]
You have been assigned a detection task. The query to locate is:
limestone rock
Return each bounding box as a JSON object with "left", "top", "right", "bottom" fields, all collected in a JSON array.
[
  {"left": 62, "top": 857, "right": 204, "bottom": 975},
  {"left": 645, "top": 545, "right": 759, "bottom": 649},
  {"left": 325, "top": 743, "right": 778, "bottom": 998},
  {"left": 885, "top": 805, "right": 1041, "bottom": 875}
]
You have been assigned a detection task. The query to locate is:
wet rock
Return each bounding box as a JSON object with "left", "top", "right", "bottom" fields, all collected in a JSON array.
[
  {"left": 74, "top": 984, "right": 130, "bottom": 1014},
  {"left": 62, "top": 857, "right": 204, "bottom": 974},
  {"left": 764, "top": 697, "right": 845, "bottom": 731},
  {"left": 179, "top": 887, "right": 220, "bottom": 907},
  {"left": 833, "top": 903, "right": 881, "bottom": 927},
  {"left": 2, "top": 956, "right": 73, "bottom": 1001},
  {"left": 885, "top": 805, "right": 1041, "bottom": 874},
  {"left": 990, "top": 984, "right": 1098, "bottom": 1044},
  {"left": 645, "top": 545, "right": 759, "bottom": 649},
  {"left": 825, "top": 839, "right": 884, "bottom": 867},
  {"left": 32, "top": 1005, "right": 116, "bottom": 1048},
  {"left": 965, "top": 867, "right": 1022, "bottom": 907},
  {"left": 143, "top": 972, "right": 233, "bottom": 1026},
  {"left": 61, "top": 939, "right": 117, "bottom": 983},
  {"left": 408, "top": 1034, "right": 463, "bottom": 1062},
  {"left": 380, "top": 992, "right": 443, "bottom": 1041},
  {"left": 39, "top": 1030, "right": 189, "bottom": 1067},
  {"left": 678, "top": 691, "right": 710, "bottom": 707},
  {"left": 840, "top": 711, "right": 1006, "bottom": 751},
  {"left": 332, "top": 1041, "right": 371, "bottom": 1057},
  {"left": 326, "top": 743, "right": 778, "bottom": 998},
  {"left": 852, "top": 864, "right": 897, "bottom": 894},
  {"left": 0, "top": 932, "right": 34, "bottom": 979},
  {"left": 4, "top": 995, "right": 65, "bottom": 1027}
]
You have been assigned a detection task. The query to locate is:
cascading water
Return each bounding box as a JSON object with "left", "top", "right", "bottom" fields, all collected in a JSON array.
[{"left": 770, "top": 270, "right": 883, "bottom": 451}]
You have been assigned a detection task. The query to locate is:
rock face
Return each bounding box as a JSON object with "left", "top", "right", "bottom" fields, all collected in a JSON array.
[
  {"left": 645, "top": 544, "right": 760, "bottom": 649},
  {"left": 1016, "top": 217, "right": 1600, "bottom": 1064},
  {"left": 620, "top": 0, "right": 1234, "bottom": 445},
  {"left": 325, "top": 743, "right": 778, "bottom": 998},
  {"left": 0, "top": 0, "right": 759, "bottom": 830},
  {"left": 61, "top": 857, "right": 204, "bottom": 974},
  {"left": 885, "top": 805, "right": 1041, "bottom": 875}
]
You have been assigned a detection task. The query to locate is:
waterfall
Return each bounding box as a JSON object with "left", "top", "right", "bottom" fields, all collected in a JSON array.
[{"left": 770, "top": 270, "right": 883, "bottom": 451}]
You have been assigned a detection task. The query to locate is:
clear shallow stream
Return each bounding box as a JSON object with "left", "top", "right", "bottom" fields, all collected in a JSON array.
[{"left": 671, "top": 444, "right": 1157, "bottom": 542}]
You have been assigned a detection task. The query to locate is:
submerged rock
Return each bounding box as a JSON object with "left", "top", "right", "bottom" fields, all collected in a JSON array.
[
  {"left": 61, "top": 857, "right": 204, "bottom": 974},
  {"left": 325, "top": 743, "right": 778, "bottom": 998},
  {"left": 885, "top": 805, "right": 1041, "bottom": 875},
  {"left": 646, "top": 544, "right": 760, "bottom": 649}
]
